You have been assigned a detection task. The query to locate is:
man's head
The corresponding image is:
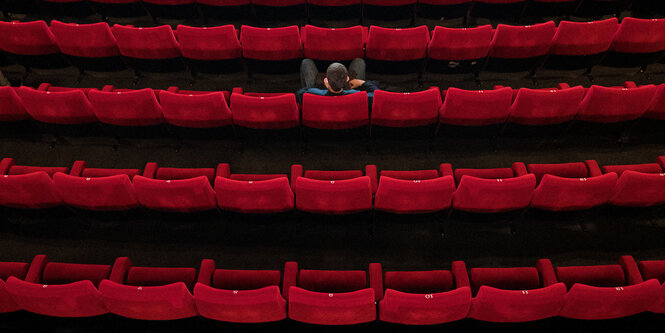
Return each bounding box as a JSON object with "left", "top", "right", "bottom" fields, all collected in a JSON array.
[{"left": 325, "top": 62, "right": 349, "bottom": 93}]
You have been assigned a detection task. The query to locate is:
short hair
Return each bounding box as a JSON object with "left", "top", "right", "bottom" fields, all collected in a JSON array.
[{"left": 326, "top": 63, "right": 348, "bottom": 92}]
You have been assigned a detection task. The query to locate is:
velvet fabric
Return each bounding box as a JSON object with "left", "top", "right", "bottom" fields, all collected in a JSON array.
[
  {"left": 439, "top": 87, "right": 513, "bottom": 126},
  {"left": 644, "top": 84, "right": 665, "bottom": 120},
  {"left": 374, "top": 176, "right": 454, "bottom": 214},
  {"left": 302, "top": 91, "right": 369, "bottom": 130},
  {"left": 176, "top": 25, "right": 242, "bottom": 61},
  {"left": 489, "top": 22, "right": 556, "bottom": 59},
  {"left": 366, "top": 26, "right": 430, "bottom": 61},
  {"left": 288, "top": 287, "right": 376, "bottom": 325},
  {"left": 303, "top": 170, "right": 364, "bottom": 180},
  {"left": 112, "top": 25, "right": 181, "bottom": 60},
  {"left": 297, "top": 270, "right": 367, "bottom": 293},
  {"left": 610, "top": 18, "right": 665, "bottom": 54},
  {"left": 0, "top": 21, "right": 59, "bottom": 55},
  {"left": 428, "top": 25, "right": 492, "bottom": 61},
  {"left": 469, "top": 284, "right": 567, "bottom": 322},
  {"left": 240, "top": 25, "right": 302, "bottom": 61},
  {"left": 80, "top": 168, "right": 141, "bottom": 179},
  {"left": 229, "top": 174, "right": 287, "bottom": 181},
  {"left": 159, "top": 91, "right": 232, "bottom": 128},
  {"left": 127, "top": 267, "right": 196, "bottom": 290},
  {"left": 17, "top": 87, "right": 98, "bottom": 125},
  {"left": 609, "top": 171, "right": 665, "bottom": 207},
  {"left": 0, "top": 262, "right": 29, "bottom": 313},
  {"left": 384, "top": 271, "right": 454, "bottom": 293},
  {"left": 6, "top": 278, "right": 109, "bottom": 317},
  {"left": 88, "top": 89, "right": 164, "bottom": 127},
  {"left": 230, "top": 93, "right": 300, "bottom": 130},
  {"left": 556, "top": 265, "right": 626, "bottom": 289},
  {"left": 602, "top": 163, "right": 663, "bottom": 176},
  {"left": 194, "top": 284, "right": 286, "bottom": 322},
  {"left": 53, "top": 173, "right": 139, "bottom": 211},
  {"left": 301, "top": 25, "right": 367, "bottom": 62},
  {"left": 452, "top": 174, "right": 536, "bottom": 213},
  {"left": 531, "top": 173, "right": 617, "bottom": 211},
  {"left": 0, "top": 172, "right": 63, "bottom": 209},
  {"left": 212, "top": 270, "right": 282, "bottom": 290},
  {"left": 50, "top": 21, "right": 120, "bottom": 58},
  {"left": 380, "top": 170, "right": 440, "bottom": 180},
  {"left": 371, "top": 88, "right": 441, "bottom": 128},
  {"left": 508, "top": 86, "right": 585, "bottom": 125},
  {"left": 99, "top": 280, "right": 198, "bottom": 320},
  {"left": 0, "top": 87, "right": 29, "bottom": 122},
  {"left": 215, "top": 177, "right": 294, "bottom": 213},
  {"left": 558, "top": 280, "right": 662, "bottom": 319},
  {"left": 295, "top": 176, "right": 372, "bottom": 214},
  {"left": 577, "top": 84, "right": 657, "bottom": 123},
  {"left": 154, "top": 167, "right": 216, "bottom": 183},
  {"left": 470, "top": 267, "right": 541, "bottom": 294},
  {"left": 379, "top": 287, "right": 471, "bottom": 325},
  {"left": 42, "top": 263, "right": 111, "bottom": 287},
  {"left": 550, "top": 18, "right": 619, "bottom": 56},
  {"left": 526, "top": 162, "right": 591, "bottom": 182},
  {"left": 132, "top": 175, "right": 217, "bottom": 212},
  {"left": 453, "top": 167, "right": 515, "bottom": 184}
]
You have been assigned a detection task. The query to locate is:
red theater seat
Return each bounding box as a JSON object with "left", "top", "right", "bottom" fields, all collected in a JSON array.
[
  {"left": 240, "top": 25, "right": 302, "bottom": 62},
  {"left": 374, "top": 166, "right": 455, "bottom": 214},
  {"left": 635, "top": 258, "right": 665, "bottom": 313},
  {"left": 193, "top": 259, "right": 287, "bottom": 323},
  {"left": 286, "top": 262, "right": 382, "bottom": 325},
  {"left": 643, "top": 84, "right": 665, "bottom": 120},
  {"left": 606, "top": 18, "right": 665, "bottom": 69},
  {"left": 230, "top": 91, "right": 300, "bottom": 130},
  {"left": 468, "top": 259, "right": 566, "bottom": 322},
  {"left": 292, "top": 164, "right": 376, "bottom": 214},
  {"left": 0, "top": 260, "right": 29, "bottom": 313},
  {"left": 112, "top": 24, "right": 183, "bottom": 73},
  {"left": 302, "top": 92, "right": 368, "bottom": 131},
  {"left": 439, "top": 87, "right": 513, "bottom": 127},
  {"left": 49, "top": 21, "right": 120, "bottom": 59},
  {"left": 5, "top": 255, "right": 128, "bottom": 317},
  {"left": 159, "top": 90, "right": 232, "bottom": 129},
  {"left": 17, "top": 86, "right": 97, "bottom": 125},
  {"left": 378, "top": 261, "right": 471, "bottom": 325},
  {"left": 301, "top": 25, "right": 367, "bottom": 62},
  {"left": 427, "top": 25, "right": 492, "bottom": 64},
  {"left": 577, "top": 82, "right": 657, "bottom": 123},
  {"left": 99, "top": 259, "right": 198, "bottom": 320},
  {"left": 0, "top": 158, "right": 68, "bottom": 209},
  {"left": 366, "top": 26, "right": 430, "bottom": 63},
  {"left": 371, "top": 87, "right": 441, "bottom": 131},
  {"left": 0, "top": 87, "right": 29, "bottom": 122},
  {"left": 554, "top": 256, "right": 662, "bottom": 319},
  {"left": 486, "top": 21, "right": 556, "bottom": 72},
  {"left": 602, "top": 156, "right": 665, "bottom": 207},
  {"left": 88, "top": 89, "right": 164, "bottom": 127},
  {"left": 176, "top": 25, "right": 242, "bottom": 62},
  {"left": 0, "top": 21, "right": 63, "bottom": 69},
  {"left": 214, "top": 163, "right": 294, "bottom": 214},
  {"left": 520, "top": 161, "right": 618, "bottom": 211},
  {"left": 546, "top": 18, "right": 619, "bottom": 71},
  {"left": 507, "top": 84, "right": 585, "bottom": 126}
]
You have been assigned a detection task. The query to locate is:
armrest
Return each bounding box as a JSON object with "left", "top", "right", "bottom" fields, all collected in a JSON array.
[
  {"left": 585, "top": 160, "right": 602, "bottom": 177},
  {"left": 69, "top": 160, "right": 86, "bottom": 176},
  {"left": 512, "top": 162, "right": 528, "bottom": 177},
  {"left": 109, "top": 257, "right": 131, "bottom": 284},
  {"left": 451, "top": 261, "right": 470, "bottom": 288},
  {"left": 557, "top": 83, "right": 571, "bottom": 90},
  {"left": 197, "top": 259, "right": 215, "bottom": 286},
  {"left": 657, "top": 156, "right": 665, "bottom": 170},
  {"left": 232, "top": 87, "right": 243, "bottom": 95},
  {"left": 142, "top": 162, "right": 158, "bottom": 178},
  {"left": 369, "top": 263, "right": 383, "bottom": 301},
  {"left": 536, "top": 259, "right": 558, "bottom": 287},
  {"left": 619, "top": 255, "right": 644, "bottom": 285},
  {"left": 167, "top": 86, "right": 179, "bottom": 93},
  {"left": 37, "top": 83, "right": 51, "bottom": 91},
  {"left": 623, "top": 81, "right": 637, "bottom": 89},
  {"left": 290, "top": 164, "right": 303, "bottom": 193},
  {"left": 282, "top": 261, "right": 298, "bottom": 300},
  {"left": 493, "top": 85, "right": 507, "bottom": 90},
  {"left": 0, "top": 158, "right": 15, "bottom": 175},
  {"left": 439, "top": 163, "right": 453, "bottom": 177},
  {"left": 366, "top": 165, "right": 378, "bottom": 194},
  {"left": 101, "top": 85, "right": 114, "bottom": 92},
  {"left": 25, "top": 254, "right": 48, "bottom": 284},
  {"left": 216, "top": 163, "right": 231, "bottom": 179}
]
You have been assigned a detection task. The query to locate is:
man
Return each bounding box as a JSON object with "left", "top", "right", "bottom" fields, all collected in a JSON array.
[{"left": 296, "top": 58, "right": 378, "bottom": 103}]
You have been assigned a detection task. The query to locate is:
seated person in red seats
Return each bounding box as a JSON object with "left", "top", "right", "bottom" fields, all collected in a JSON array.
[{"left": 296, "top": 59, "right": 378, "bottom": 103}]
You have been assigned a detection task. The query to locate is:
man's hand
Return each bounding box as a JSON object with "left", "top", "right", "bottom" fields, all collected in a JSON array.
[{"left": 349, "top": 79, "right": 365, "bottom": 89}]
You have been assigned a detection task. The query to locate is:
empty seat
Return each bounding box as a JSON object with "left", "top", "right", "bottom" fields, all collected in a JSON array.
[
  {"left": 605, "top": 18, "right": 665, "bottom": 70},
  {"left": 0, "top": 20, "right": 68, "bottom": 70},
  {"left": 426, "top": 25, "right": 492, "bottom": 74},
  {"left": 374, "top": 166, "right": 455, "bottom": 214},
  {"left": 602, "top": 156, "right": 665, "bottom": 207},
  {"left": 545, "top": 18, "right": 619, "bottom": 72},
  {"left": 301, "top": 25, "right": 367, "bottom": 63},
  {"left": 439, "top": 87, "right": 513, "bottom": 127},
  {"left": 643, "top": 84, "right": 665, "bottom": 120},
  {"left": 88, "top": 89, "right": 164, "bottom": 129},
  {"left": 0, "top": 158, "right": 67, "bottom": 210},
  {"left": 0, "top": 87, "right": 29, "bottom": 122},
  {"left": 451, "top": 163, "right": 536, "bottom": 213},
  {"left": 486, "top": 22, "right": 557, "bottom": 73},
  {"left": 635, "top": 258, "right": 665, "bottom": 313},
  {"left": 111, "top": 25, "right": 184, "bottom": 73},
  {"left": 159, "top": 90, "right": 232, "bottom": 130},
  {"left": 471, "top": 0, "right": 528, "bottom": 19},
  {"left": 577, "top": 82, "right": 657, "bottom": 123},
  {"left": 176, "top": 25, "right": 243, "bottom": 74},
  {"left": 214, "top": 163, "right": 294, "bottom": 214},
  {"left": 371, "top": 87, "right": 442, "bottom": 133},
  {"left": 366, "top": 26, "right": 430, "bottom": 71},
  {"left": 286, "top": 262, "right": 382, "bottom": 325},
  {"left": 521, "top": 161, "right": 618, "bottom": 211},
  {"left": 468, "top": 259, "right": 567, "bottom": 322},
  {"left": 49, "top": 21, "right": 125, "bottom": 72},
  {"left": 132, "top": 163, "right": 219, "bottom": 213},
  {"left": 417, "top": 0, "right": 472, "bottom": 21},
  {"left": 230, "top": 92, "right": 300, "bottom": 131},
  {"left": 99, "top": 259, "right": 198, "bottom": 320},
  {"left": 194, "top": 259, "right": 288, "bottom": 323},
  {"left": 292, "top": 164, "right": 376, "bottom": 214},
  {"left": 302, "top": 91, "right": 369, "bottom": 131},
  {"left": 6, "top": 254, "right": 128, "bottom": 317},
  {"left": 52, "top": 160, "right": 141, "bottom": 212},
  {"left": 240, "top": 25, "right": 302, "bottom": 74},
  {"left": 378, "top": 261, "right": 471, "bottom": 325},
  {"left": 554, "top": 256, "right": 662, "bottom": 319},
  {"left": 0, "top": 259, "right": 29, "bottom": 313},
  {"left": 507, "top": 84, "right": 586, "bottom": 126}
]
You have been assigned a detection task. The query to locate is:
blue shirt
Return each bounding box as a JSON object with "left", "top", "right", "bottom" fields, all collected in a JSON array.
[{"left": 296, "top": 81, "right": 378, "bottom": 104}]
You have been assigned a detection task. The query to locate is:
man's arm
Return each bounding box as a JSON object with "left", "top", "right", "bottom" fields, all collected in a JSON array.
[
  {"left": 349, "top": 79, "right": 378, "bottom": 93},
  {"left": 296, "top": 87, "right": 330, "bottom": 104}
]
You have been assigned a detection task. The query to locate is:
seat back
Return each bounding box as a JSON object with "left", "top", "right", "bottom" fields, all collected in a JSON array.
[
  {"left": 127, "top": 266, "right": 197, "bottom": 290},
  {"left": 215, "top": 177, "right": 294, "bottom": 214},
  {"left": 509, "top": 86, "right": 585, "bottom": 125},
  {"left": 302, "top": 92, "right": 368, "bottom": 130},
  {"left": 176, "top": 24, "right": 242, "bottom": 61},
  {"left": 384, "top": 270, "right": 454, "bottom": 294},
  {"left": 550, "top": 18, "right": 618, "bottom": 56},
  {"left": 88, "top": 89, "right": 164, "bottom": 126},
  {"left": 301, "top": 25, "right": 367, "bottom": 62},
  {"left": 428, "top": 25, "right": 492, "bottom": 61},
  {"left": 132, "top": 176, "right": 217, "bottom": 212},
  {"left": 374, "top": 176, "right": 455, "bottom": 214},
  {"left": 610, "top": 18, "right": 665, "bottom": 54},
  {"left": 577, "top": 84, "right": 657, "bottom": 123},
  {"left": 439, "top": 87, "right": 513, "bottom": 126},
  {"left": 489, "top": 22, "right": 556, "bottom": 59},
  {"left": 112, "top": 25, "right": 180, "bottom": 59},
  {"left": 17, "top": 87, "right": 97, "bottom": 124},
  {"left": 366, "top": 26, "right": 430, "bottom": 61},
  {"left": 453, "top": 168, "right": 515, "bottom": 185},
  {"left": 0, "top": 21, "right": 59, "bottom": 55},
  {"left": 371, "top": 88, "right": 441, "bottom": 128},
  {"left": 230, "top": 93, "right": 300, "bottom": 130},
  {"left": 470, "top": 267, "right": 541, "bottom": 295},
  {"left": 380, "top": 170, "right": 440, "bottom": 180},
  {"left": 644, "top": 84, "right": 665, "bottom": 120},
  {"left": 452, "top": 174, "right": 536, "bottom": 213},
  {"left": 53, "top": 173, "right": 139, "bottom": 211},
  {"left": 0, "top": 87, "right": 29, "bottom": 121},
  {"left": 295, "top": 176, "right": 372, "bottom": 214},
  {"left": 0, "top": 172, "right": 62, "bottom": 209},
  {"left": 240, "top": 25, "right": 302, "bottom": 61},
  {"left": 50, "top": 21, "right": 119, "bottom": 58},
  {"left": 298, "top": 269, "right": 367, "bottom": 293},
  {"left": 610, "top": 170, "right": 665, "bottom": 207},
  {"left": 527, "top": 162, "right": 590, "bottom": 183},
  {"left": 159, "top": 91, "right": 232, "bottom": 128}
]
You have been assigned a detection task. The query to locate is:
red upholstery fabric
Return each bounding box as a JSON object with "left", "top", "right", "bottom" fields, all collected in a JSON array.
[
  {"left": 0, "top": 87, "right": 29, "bottom": 121},
  {"left": 0, "top": 21, "right": 59, "bottom": 55},
  {"left": 127, "top": 267, "right": 196, "bottom": 290},
  {"left": 112, "top": 25, "right": 181, "bottom": 60},
  {"left": 132, "top": 176, "right": 217, "bottom": 212},
  {"left": 240, "top": 25, "right": 302, "bottom": 61},
  {"left": 230, "top": 93, "right": 300, "bottom": 130},
  {"left": 288, "top": 287, "right": 376, "bottom": 325},
  {"left": 159, "top": 91, "right": 232, "bottom": 128},
  {"left": 602, "top": 163, "right": 662, "bottom": 176},
  {"left": 42, "top": 263, "right": 111, "bottom": 287},
  {"left": 610, "top": 18, "right": 665, "bottom": 54},
  {"left": 80, "top": 168, "right": 141, "bottom": 179},
  {"left": 50, "top": 21, "right": 120, "bottom": 58},
  {"left": 366, "top": 26, "right": 430, "bottom": 61},
  {"left": 439, "top": 87, "right": 513, "bottom": 126},
  {"left": 176, "top": 25, "right": 242, "bottom": 61},
  {"left": 53, "top": 173, "right": 139, "bottom": 211},
  {"left": 229, "top": 174, "right": 286, "bottom": 181},
  {"left": 154, "top": 167, "right": 216, "bottom": 183},
  {"left": 609, "top": 171, "right": 665, "bottom": 207},
  {"left": 508, "top": 86, "right": 585, "bottom": 125},
  {"left": 215, "top": 177, "right": 294, "bottom": 213},
  {"left": 301, "top": 25, "right": 367, "bottom": 61},
  {"left": 379, "top": 287, "right": 471, "bottom": 325},
  {"left": 302, "top": 92, "right": 369, "bottom": 130},
  {"left": 6, "top": 278, "right": 109, "bottom": 317},
  {"left": 527, "top": 162, "right": 590, "bottom": 182},
  {"left": 384, "top": 271, "right": 453, "bottom": 293},
  {"left": 489, "top": 22, "right": 556, "bottom": 59},
  {"left": 298, "top": 269, "right": 367, "bottom": 293},
  {"left": 0, "top": 172, "right": 63, "bottom": 209},
  {"left": 374, "top": 176, "right": 454, "bottom": 214},
  {"left": 303, "top": 170, "right": 363, "bottom": 180},
  {"left": 470, "top": 267, "right": 540, "bottom": 294},
  {"left": 88, "top": 89, "right": 164, "bottom": 127},
  {"left": 452, "top": 174, "right": 536, "bottom": 213},
  {"left": 644, "top": 84, "right": 665, "bottom": 120},
  {"left": 371, "top": 88, "right": 441, "bottom": 128},
  {"left": 577, "top": 84, "right": 657, "bottom": 123},
  {"left": 428, "top": 25, "right": 492, "bottom": 61},
  {"left": 469, "top": 284, "right": 567, "bottom": 322},
  {"left": 550, "top": 18, "right": 619, "bottom": 56},
  {"left": 638, "top": 261, "right": 665, "bottom": 283},
  {"left": 7, "top": 165, "right": 69, "bottom": 177},
  {"left": 295, "top": 177, "right": 372, "bottom": 214},
  {"left": 0, "top": 262, "right": 29, "bottom": 313},
  {"left": 531, "top": 173, "right": 617, "bottom": 211},
  {"left": 380, "top": 170, "right": 440, "bottom": 180},
  {"left": 556, "top": 265, "right": 626, "bottom": 289},
  {"left": 212, "top": 270, "right": 281, "bottom": 290},
  {"left": 17, "top": 87, "right": 97, "bottom": 125},
  {"left": 194, "top": 284, "right": 286, "bottom": 322},
  {"left": 99, "top": 280, "right": 197, "bottom": 320},
  {"left": 453, "top": 168, "right": 514, "bottom": 184}
]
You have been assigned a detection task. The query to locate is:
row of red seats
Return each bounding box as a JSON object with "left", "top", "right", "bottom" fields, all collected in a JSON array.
[
  {"left": 1, "top": 254, "right": 664, "bottom": 324},
  {"left": 2, "top": 82, "right": 664, "bottom": 134},
  {"left": 1, "top": 156, "right": 664, "bottom": 214},
  {"left": 1, "top": 18, "right": 664, "bottom": 74}
]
